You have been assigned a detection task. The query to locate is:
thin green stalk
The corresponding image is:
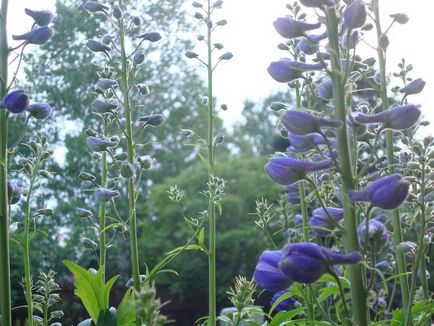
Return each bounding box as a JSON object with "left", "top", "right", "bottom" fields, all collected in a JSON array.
[
  {"left": 98, "top": 118, "right": 109, "bottom": 280},
  {"left": 371, "top": 2, "right": 411, "bottom": 322},
  {"left": 23, "top": 171, "right": 37, "bottom": 326},
  {"left": 325, "top": 7, "right": 368, "bottom": 326},
  {"left": 118, "top": 2, "right": 140, "bottom": 325},
  {"left": 206, "top": 1, "right": 216, "bottom": 324},
  {"left": 0, "top": 1, "right": 11, "bottom": 325}
]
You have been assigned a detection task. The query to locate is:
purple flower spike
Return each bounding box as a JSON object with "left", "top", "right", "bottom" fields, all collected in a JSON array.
[
  {"left": 288, "top": 133, "right": 327, "bottom": 152},
  {"left": 268, "top": 59, "right": 325, "bottom": 83},
  {"left": 279, "top": 243, "right": 362, "bottom": 283},
  {"left": 253, "top": 250, "right": 291, "bottom": 291},
  {"left": 12, "top": 26, "right": 53, "bottom": 45},
  {"left": 300, "top": 0, "right": 335, "bottom": 8},
  {"left": 27, "top": 103, "right": 52, "bottom": 119},
  {"left": 310, "top": 207, "right": 344, "bottom": 236},
  {"left": 358, "top": 219, "right": 389, "bottom": 249},
  {"left": 343, "top": 0, "right": 367, "bottom": 30},
  {"left": 86, "top": 40, "right": 111, "bottom": 53},
  {"left": 96, "top": 188, "right": 120, "bottom": 202},
  {"left": 3, "top": 89, "right": 29, "bottom": 114},
  {"left": 136, "top": 32, "right": 162, "bottom": 42},
  {"left": 86, "top": 136, "right": 118, "bottom": 152},
  {"left": 83, "top": 1, "right": 110, "bottom": 13},
  {"left": 265, "top": 157, "right": 333, "bottom": 185},
  {"left": 399, "top": 78, "right": 426, "bottom": 96},
  {"left": 281, "top": 110, "right": 342, "bottom": 135},
  {"left": 354, "top": 104, "right": 421, "bottom": 131},
  {"left": 270, "top": 290, "right": 301, "bottom": 312},
  {"left": 274, "top": 17, "right": 321, "bottom": 39},
  {"left": 7, "top": 181, "right": 21, "bottom": 205},
  {"left": 92, "top": 100, "right": 118, "bottom": 114},
  {"left": 24, "top": 9, "right": 53, "bottom": 26},
  {"left": 349, "top": 174, "right": 409, "bottom": 210}
]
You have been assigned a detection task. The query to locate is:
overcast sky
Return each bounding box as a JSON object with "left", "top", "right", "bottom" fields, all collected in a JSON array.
[{"left": 7, "top": 0, "right": 434, "bottom": 132}]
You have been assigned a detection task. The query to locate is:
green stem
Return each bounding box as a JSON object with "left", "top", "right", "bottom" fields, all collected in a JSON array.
[
  {"left": 23, "top": 171, "right": 37, "bottom": 326},
  {"left": 206, "top": 1, "right": 216, "bottom": 324},
  {"left": 0, "top": 1, "right": 11, "bottom": 325},
  {"left": 371, "top": 1, "right": 411, "bottom": 323},
  {"left": 325, "top": 7, "right": 368, "bottom": 326},
  {"left": 98, "top": 118, "right": 108, "bottom": 280},
  {"left": 118, "top": 2, "right": 140, "bottom": 325}
]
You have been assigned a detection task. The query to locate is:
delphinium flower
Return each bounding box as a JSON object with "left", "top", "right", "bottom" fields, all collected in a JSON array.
[
  {"left": 268, "top": 59, "right": 325, "bottom": 83},
  {"left": 2, "top": 89, "right": 29, "bottom": 114},
  {"left": 12, "top": 26, "right": 53, "bottom": 45},
  {"left": 354, "top": 104, "right": 421, "bottom": 131},
  {"left": 399, "top": 78, "right": 426, "bottom": 96},
  {"left": 138, "top": 114, "right": 165, "bottom": 127},
  {"left": 86, "top": 39, "right": 111, "bottom": 53},
  {"left": 96, "top": 78, "right": 118, "bottom": 91},
  {"left": 358, "top": 219, "right": 389, "bottom": 250},
  {"left": 273, "top": 17, "right": 321, "bottom": 39},
  {"left": 254, "top": 243, "right": 361, "bottom": 289},
  {"left": 265, "top": 157, "right": 333, "bottom": 185},
  {"left": 281, "top": 110, "right": 342, "bottom": 136},
  {"left": 297, "top": 32, "right": 327, "bottom": 55},
  {"left": 24, "top": 8, "right": 54, "bottom": 26},
  {"left": 343, "top": 0, "right": 367, "bottom": 30},
  {"left": 96, "top": 188, "right": 120, "bottom": 202},
  {"left": 92, "top": 99, "right": 118, "bottom": 114},
  {"left": 349, "top": 175, "right": 409, "bottom": 210},
  {"left": 83, "top": 1, "right": 110, "bottom": 13},
  {"left": 86, "top": 136, "right": 118, "bottom": 152},
  {"left": 270, "top": 290, "right": 301, "bottom": 312},
  {"left": 27, "top": 103, "right": 53, "bottom": 120},
  {"left": 309, "top": 207, "right": 344, "bottom": 236},
  {"left": 7, "top": 181, "right": 21, "bottom": 205},
  {"left": 288, "top": 132, "right": 331, "bottom": 153}
]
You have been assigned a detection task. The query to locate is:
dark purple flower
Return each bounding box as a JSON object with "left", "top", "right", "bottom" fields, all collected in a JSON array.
[
  {"left": 24, "top": 8, "right": 53, "bottom": 26},
  {"left": 83, "top": 1, "right": 110, "bottom": 12},
  {"left": 354, "top": 104, "right": 421, "bottom": 131},
  {"left": 12, "top": 26, "right": 53, "bottom": 45},
  {"left": 318, "top": 78, "right": 334, "bottom": 100},
  {"left": 288, "top": 133, "right": 328, "bottom": 152},
  {"left": 2, "top": 89, "right": 29, "bottom": 114},
  {"left": 27, "top": 103, "right": 52, "bottom": 119},
  {"left": 299, "top": 0, "right": 335, "bottom": 8},
  {"left": 268, "top": 59, "right": 325, "bottom": 83},
  {"left": 270, "top": 290, "right": 301, "bottom": 312},
  {"left": 358, "top": 219, "right": 388, "bottom": 249},
  {"left": 343, "top": 0, "right": 367, "bottom": 29},
  {"left": 7, "top": 181, "right": 21, "bottom": 205},
  {"left": 399, "top": 78, "right": 426, "bottom": 96},
  {"left": 293, "top": 214, "right": 303, "bottom": 225},
  {"left": 349, "top": 174, "right": 409, "bottom": 210},
  {"left": 372, "top": 297, "right": 387, "bottom": 309},
  {"left": 265, "top": 157, "right": 333, "bottom": 185},
  {"left": 278, "top": 243, "right": 362, "bottom": 283},
  {"left": 86, "top": 136, "right": 118, "bottom": 152},
  {"left": 138, "top": 114, "right": 165, "bottom": 126},
  {"left": 86, "top": 39, "right": 111, "bottom": 53},
  {"left": 253, "top": 250, "right": 291, "bottom": 291},
  {"left": 92, "top": 100, "right": 118, "bottom": 114},
  {"left": 96, "top": 188, "right": 120, "bottom": 202},
  {"left": 97, "top": 78, "right": 117, "bottom": 90},
  {"left": 273, "top": 17, "right": 321, "bottom": 39},
  {"left": 310, "top": 207, "right": 344, "bottom": 236},
  {"left": 281, "top": 110, "right": 342, "bottom": 135},
  {"left": 136, "top": 32, "right": 162, "bottom": 42},
  {"left": 347, "top": 111, "right": 368, "bottom": 136}
]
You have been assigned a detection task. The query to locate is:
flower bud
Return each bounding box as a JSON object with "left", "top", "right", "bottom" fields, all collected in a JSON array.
[
  {"left": 342, "top": 30, "right": 359, "bottom": 49},
  {"left": 358, "top": 219, "right": 388, "bottom": 250},
  {"left": 2, "top": 89, "right": 29, "bottom": 114},
  {"left": 92, "top": 100, "right": 118, "bottom": 114},
  {"left": 309, "top": 207, "right": 344, "bottom": 236},
  {"left": 219, "top": 52, "right": 233, "bottom": 60},
  {"left": 288, "top": 133, "right": 329, "bottom": 152},
  {"left": 83, "top": 1, "right": 109, "bottom": 13},
  {"left": 273, "top": 17, "right": 321, "bottom": 39},
  {"left": 220, "top": 104, "right": 228, "bottom": 111},
  {"left": 36, "top": 208, "right": 54, "bottom": 217},
  {"left": 378, "top": 33, "right": 389, "bottom": 51},
  {"left": 118, "top": 118, "right": 127, "bottom": 130},
  {"left": 114, "top": 152, "right": 128, "bottom": 161},
  {"left": 253, "top": 250, "right": 291, "bottom": 291},
  {"left": 297, "top": 32, "right": 327, "bottom": 55},
  {"left": 265, "top": 157, "right": 333, "bottom": 185},
  {"left": 343, "top": 0, "right": 367, "bottom": 29},
  {"left": 133, "top": 51, "right": 145, "bottom": 65},
  {"left": 85, "top": 128, "right": 98, "bottom": 136},
  {"left": 213, "top": 134, "right": 224, "bottom": 145},
  {"left": 192, "top": 1, "right": 203, "bottom": 8},
  {"left": 202, "top": 96, "right": 209, "bottom": 105},
  {"left": 79, "top": 172, "right": 96, "bottom": 181},
  {"left": 270, "top": 102, "right": 288, "bottom": 111},
  {"left": 399, "top": 78, "right": 425, "bottom": 96},
  {"left": 96, "top": 188, "right": 120, "bottom": 202},
  {"left": 185, "top": 51, "right": 199, "bottom": 59},
  {"left": 76, "top": 208, "right": 93, "bottom": 218},
  {"left": 317, "top": 78, "right": 333, "bottom": 100},
  {"left": 281, "top": 110, "right": 342, "bottom": 135},
  {"left": 138, "top": 114, "right": 165, "bottom": 127},
  {"left": 86, "top": 136, "right": 118, "bottom": 152},
  {"left": 390, "top": 13, "right": 409, "bottom": 24},
  {"left": 194, "top": 12, "right": 204, "bottom": 20},
  {"left": 12, "top": 26, "right": 53, "bottom": 45},
  {"left": 137, "top": 155, "right": 153, "bottom": 169},
  {"left": 24, "top": 8, "right": 54, "bottom": 26},
  {"left": 293, "top": 214, "right": 303, "bottom": 225},
  {"left": 120, "top": 162, "right": 136, "bottom": 179},
  {"left": 136, "top": 84, "right": 150, "bottom": 96},
  {"left": 27, "top": 103, "right": 52, "bottom": 119},
  {"left": 97, "top": 78, "right": 117, "bottom": 91},
  {"left": 216, "top": 19, "right": 227, "bottom": 26},
  {"left": 39, "top": 170, "right": 51, "bottom": 178},
  {"left": 101, "top": 34, "right": 114, "bottom": 45},
  {"left": 86, "top": 39, "right": 111, "bottom": 53},
  {"left": 112, "top": 6, "right": 122, "bottom": 19},
  {"left": 7, "top": 181, "right": 21, "bottom": 205},
  {"left": 268, "top": 59, "right": 325, "bottom": 83},
  {"left": 349, "top": 174, "right": 409, "bottom": 210},
  {"left": 136, "top": 32, "right": 162, "bottom": 42},
  {"left": 82, "top": 238, "right": 98, "bottom": 250}
]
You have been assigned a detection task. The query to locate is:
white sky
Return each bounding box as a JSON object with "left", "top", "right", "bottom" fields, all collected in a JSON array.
[{"left": 7, "top": 0, "right": 434, "bottom": 132}]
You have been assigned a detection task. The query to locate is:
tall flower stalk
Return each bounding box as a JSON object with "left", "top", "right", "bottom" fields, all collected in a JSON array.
[{"left": 0, "top": 1, "right": 11, "bottom": 324}]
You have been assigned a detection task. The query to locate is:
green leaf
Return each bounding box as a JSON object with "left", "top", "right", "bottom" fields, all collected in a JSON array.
[
  {"left": 96, "top": 308, "right": 117, "bottom": 326},
  {"left": 269, "top": 291, "right": 296, "bottom": 315},
  {"left": 318, "top": 285, "right": 339, "bottom": 303},
  {"left": 197, "top": 152, "right": 210, "bottom": 170},
  {"left": 215, "top": 202, "right": 223, "bottom": 216},
  {"left": 198, "top": 227, "right": 205, "bottom": 247},
  {"left": 166, "top": 244, "right": 204, "bottom": 255},
  {"left": 269, "top": 308, "right": 304, "bottom": 326},
  {"left": 117, "top": 289, "right": 136, "bottom": 326}
]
